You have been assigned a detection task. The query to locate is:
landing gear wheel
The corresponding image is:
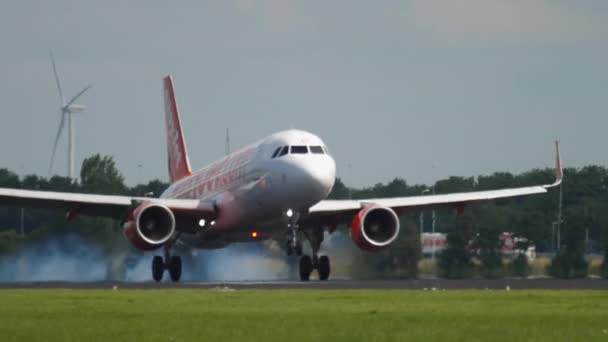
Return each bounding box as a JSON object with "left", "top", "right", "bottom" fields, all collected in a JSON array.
[
  {"left": 299, "top": 255, "right": 313, "bottom": 281},
  {"left": 152, "top": 256, "right": 164, "bottom": 282},
  {"left": 168, "top": 256, "right": 182, "bottom": 282},
  {"left": 318, "top": 255, "right": 330, "bottom": 281}
]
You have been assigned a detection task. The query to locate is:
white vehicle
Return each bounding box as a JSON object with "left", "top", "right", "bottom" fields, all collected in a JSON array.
[{"left": 0, "top": 76, "right": 562, "bottom": 282}]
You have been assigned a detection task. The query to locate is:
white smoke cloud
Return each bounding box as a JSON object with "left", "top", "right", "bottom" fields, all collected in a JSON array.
[
  {"left": 0, "top": 231, "right": 358, "bottom": 282},
  {"left": 0, "top": 235, "right": 107, "bottom": 282},
  {"left": 0, "top": 235, "right": 297, "bottom": 282}
]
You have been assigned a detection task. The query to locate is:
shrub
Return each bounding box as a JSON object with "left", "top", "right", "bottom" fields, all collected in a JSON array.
[
  {"left": 511, "top": 254, "right": 529, "bottom": 278},
  {"left": 548, "top": 250, "right": 588, "bottom": 278}
]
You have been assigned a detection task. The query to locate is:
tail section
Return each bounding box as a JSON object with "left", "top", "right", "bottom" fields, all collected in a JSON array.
[{"left": 163, "top": 75, "right": 192, "bottom": 183}]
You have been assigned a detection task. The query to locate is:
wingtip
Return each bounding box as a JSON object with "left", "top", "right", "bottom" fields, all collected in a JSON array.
[{"left": 547, "top": 140, "right": 563, "bottom": 188}]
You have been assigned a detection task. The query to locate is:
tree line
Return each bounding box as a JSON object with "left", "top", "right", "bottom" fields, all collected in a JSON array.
[
  {"left": 329, "top": 166, "right": 608, "bottom": 278},
  {"left": 1, "top": 154, "right": 607, "bottom": 279}
]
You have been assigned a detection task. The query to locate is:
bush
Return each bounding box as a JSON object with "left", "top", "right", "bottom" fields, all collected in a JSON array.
[
  {"left": 601, "top": 252, "right": 608, "bottom": 279},
  {"left": 511, "top": 254, "right": 529, "bottom": 278},
  {"left": 548, "top": 250, "right": 588, "bottom": 278},
  {"left": 0, "top": 230, "right": 23, "bottom": 255},
  {"left": 438, "top": 246, "right": 474, "bottom": 279},
  {"left": 438, "top": 214, "right": 475, "bottom": 279},
  {"left": 480, "top": 251, "right": 503, "bottom": 278}
]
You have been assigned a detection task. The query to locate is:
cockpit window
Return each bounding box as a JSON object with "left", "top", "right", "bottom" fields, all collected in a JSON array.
[
  {"left": 278, "top": 146, "right": 289, "bottom": 157},
  {"left": 271, "top": 147, "right": 281, "bottom": 158},
  {"left": 290, "top": 145, "right": 308, "bottom": 154},
  {"left": 309, "top": 146, "right": 324, "bottom": 154}
]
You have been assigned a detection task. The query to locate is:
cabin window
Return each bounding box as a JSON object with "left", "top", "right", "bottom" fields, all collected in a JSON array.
[
  {"left": 290, "top": 145, "right": 308, "bottom": 154},
  {"left": 309, "top": 146, "right": 324, "bottom": 154},
  {"left": 271, "top": 147, "right": 281, "bottom": 158}
]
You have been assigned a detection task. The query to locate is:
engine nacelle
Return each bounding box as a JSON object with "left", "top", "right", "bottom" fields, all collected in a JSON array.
[
  {"left": 123, "top": 203, "right": 176, "bottom": 251},
  {"left": 351, "top": 205, "right": 400, "bottom": 252}
]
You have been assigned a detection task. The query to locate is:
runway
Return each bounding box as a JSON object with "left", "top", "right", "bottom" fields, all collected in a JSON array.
[{"left": 1, "top": 278, "right": 607, "bottom": 290}]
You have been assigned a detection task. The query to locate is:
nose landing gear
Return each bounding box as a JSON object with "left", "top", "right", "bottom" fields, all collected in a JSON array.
[
  {"left": 286, "top": 227, "right": 303, "bottom": 256},
  {"left": 285, "top": 209, "right": 303, "bottom": 256}
]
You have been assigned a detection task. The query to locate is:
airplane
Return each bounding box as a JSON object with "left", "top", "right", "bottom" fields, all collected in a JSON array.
[{"left": 0, "top": 75, "right": 563, "bottom": 282}]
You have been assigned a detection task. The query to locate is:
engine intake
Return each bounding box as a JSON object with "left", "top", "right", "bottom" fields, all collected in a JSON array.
[
  {"left": 123, "top": 203, "right": 176, "bottom": 251},
  {"left": 351, "top": 205, "right": 400, "bottom": 252}
]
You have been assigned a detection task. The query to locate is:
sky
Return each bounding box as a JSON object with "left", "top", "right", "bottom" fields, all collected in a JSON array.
[{"left": 0, "top": 0, "right": 606, "bottom": 187}]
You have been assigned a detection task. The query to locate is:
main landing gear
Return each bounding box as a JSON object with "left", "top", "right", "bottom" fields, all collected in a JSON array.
[
  {"left": 298, "top": 227, "right": 330, "bottom": 281},
  {"left": 152, "top": 244, "right": 182, "bottom": 282},
  {"left": 285, "top": 212, "right": 330, "bottom": 281}
]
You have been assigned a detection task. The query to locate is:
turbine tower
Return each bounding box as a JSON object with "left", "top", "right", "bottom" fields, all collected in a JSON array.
[{"left": 48, "top": 51, "right": 91, "bottom": 179}]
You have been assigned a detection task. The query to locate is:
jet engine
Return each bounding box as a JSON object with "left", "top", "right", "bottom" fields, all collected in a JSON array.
[
  {"left": 123, "top": 203, "right": 176, "bottom": 251},
  {"left": 351, "top": 205, "right": 400, "bottom": 252}
]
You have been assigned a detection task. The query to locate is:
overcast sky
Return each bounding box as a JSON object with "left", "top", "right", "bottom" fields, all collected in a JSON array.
[{"left": 0, "top": 0, "right": 606, "bottom": 187}]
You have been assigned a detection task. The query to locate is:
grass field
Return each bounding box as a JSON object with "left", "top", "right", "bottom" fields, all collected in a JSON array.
[{"left": 0, "top": 289, "right": 607, "bottom": 341}]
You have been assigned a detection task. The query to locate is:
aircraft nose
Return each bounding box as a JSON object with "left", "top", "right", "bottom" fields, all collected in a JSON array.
[{"left": 298, "top": 156, "right": 336, "bottom": 199}]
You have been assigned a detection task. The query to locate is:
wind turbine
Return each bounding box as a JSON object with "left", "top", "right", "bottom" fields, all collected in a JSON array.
[{"left": 48, "top": 51, "right": 91, "bottom": 179}]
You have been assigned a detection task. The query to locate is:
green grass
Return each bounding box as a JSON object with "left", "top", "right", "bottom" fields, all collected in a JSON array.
[{"left": 1, "top": 289, "right": 607, "bottom": 341}]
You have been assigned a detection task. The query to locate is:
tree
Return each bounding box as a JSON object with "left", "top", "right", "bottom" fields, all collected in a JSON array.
[
  {"left": 80, "top": 154, "right": 127, "bottom": 195},
  {"left": 46, "top": 175, "right": 79, "bottom": 192},
  {"left": 0, "top": 169, "right": 20, "bottom": 188},
  {"left": 477, "top": 172, "right": 516, "bottom": 190},
  {"left": 474, "top": 205, "right": 507, "bottom": 278},
  {"left": 548, "top": 205, "right": 589, "bottom": 278},
  {"left": 129, "top": 179, "right": 169, "bottom": 197},
  {"left": 78, "top": 154, "right": 130, "bottom": 280},
  {"left": 388, "top": 218, "right": 421, "bottom": 278},
  {"left": 0, "top": 230, "right": 23, "bottom": 254},
  {"left": 511, "top": 254, "right": 529, "bottom": 278},
  {"left": 435, "top": 176, "right": 475, "bottom": 193},
  {"left": 0, "top": 169, "right": 22, "bottom": 233},
  {"left": 438, "top": 212, "right": 475, "bottom": 279},
  {"left": 327, "top": 178, "right": 350, "bottom": 199}
]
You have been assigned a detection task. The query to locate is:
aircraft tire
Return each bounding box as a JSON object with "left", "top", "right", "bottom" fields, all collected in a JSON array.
[
  {"left": 168, "top": 256, "right": 182, "bottom": 282},
  {"left": 299, "top": 255, "right": 313, "bottom": 281},
  {"left": 152, "top": 256, "right": 164, "bottom": 282},
  {"left": 318, "top": 255, "right": 330, "bottom": 281}
]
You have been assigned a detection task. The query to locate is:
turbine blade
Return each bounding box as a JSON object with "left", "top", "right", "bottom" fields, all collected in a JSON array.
[
  {"left": 65, "top": 85, "right": 92, "bottom": 108},
  {"left": 48, "top": 112, "right": 66, "bottom": 176},
  {"left": 49, "top": 50, "right": 65, "bottom": 105}
]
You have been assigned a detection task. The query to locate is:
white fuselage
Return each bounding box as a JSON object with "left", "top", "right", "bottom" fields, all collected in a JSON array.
[{"left": 160, "top": 129, "right": 336, "bottom": 248}]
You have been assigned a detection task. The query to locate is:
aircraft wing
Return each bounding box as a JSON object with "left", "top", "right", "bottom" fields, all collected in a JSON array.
[
  {"left": 309, "top": 141, "right": 562, "bottom": 217},
  {"left": 0, "top": 188, "right": 215, "bottom": 220}
]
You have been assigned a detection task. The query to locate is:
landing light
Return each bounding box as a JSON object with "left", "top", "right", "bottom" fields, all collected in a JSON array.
[
  {"left": 198, "top": 219, "right": 206, "bottom": 227},
  {"left": 251, "top": 231, "right": 259, "bottom": 238},
  {"left": 210, "top": 221, "right": 216, "bottom": 226},
  {"left": 286, "top": 209, "right": 293, "bottom": 218}
]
